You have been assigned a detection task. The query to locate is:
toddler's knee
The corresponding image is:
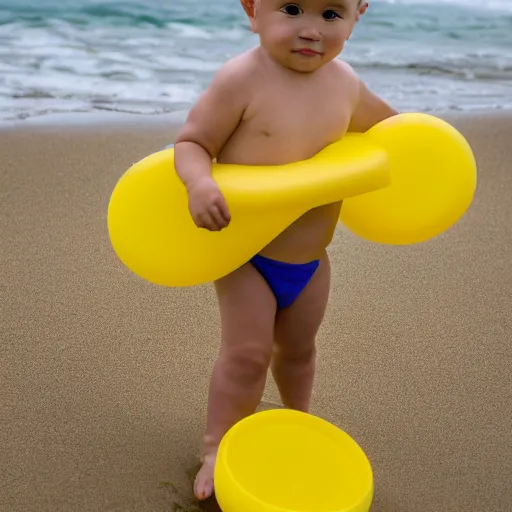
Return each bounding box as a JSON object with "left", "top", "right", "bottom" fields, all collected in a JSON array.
[{"left": 222, "top": 345, "right": 271, "bottom": 384}]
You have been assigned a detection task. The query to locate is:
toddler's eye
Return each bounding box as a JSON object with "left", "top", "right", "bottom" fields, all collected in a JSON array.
[
  {"left": 281, "top": 4, "right": 302, "bottom": 16},
  {"left": 323, "top": 9, "right": 341, "bottom": 20}
]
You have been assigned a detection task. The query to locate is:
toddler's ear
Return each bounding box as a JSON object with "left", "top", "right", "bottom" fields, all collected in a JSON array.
[
  {"left": 240, "top": 0, "right": 258, "bottom": 33},
  {"left": 356, "top": 1, "right": 369, "bottom": 21},
  {"left": 240, "top": 0, "right": 254, "bottom": 18}
]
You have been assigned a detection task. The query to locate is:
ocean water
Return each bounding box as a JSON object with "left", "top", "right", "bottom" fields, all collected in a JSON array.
[{"left": 0, "top": 0, "right": 511, "bottom": 121}]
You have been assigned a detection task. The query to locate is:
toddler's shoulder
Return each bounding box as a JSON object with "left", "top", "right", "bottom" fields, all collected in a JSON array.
[
  {"left": 332, "top": 59, "right": 360, "bottom": 84},
  {"left": 210, "top": 49, "right": 259, "bottom": 91},
  {"left": 329, "top": 59, "right": 361, "bottom": 105}
]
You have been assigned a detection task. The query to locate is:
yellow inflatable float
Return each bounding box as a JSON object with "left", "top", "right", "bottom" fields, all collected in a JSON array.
[{"left": 107, "top": 113, "right": 477, "bottom": 287}]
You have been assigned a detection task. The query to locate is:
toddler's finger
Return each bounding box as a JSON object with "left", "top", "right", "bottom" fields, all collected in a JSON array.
[
  {"left": 215, "top": 198, "right": 231, "bottom": 224},
  {"left": 210, "top": 205, "right": 228, "bottom": 230},
  {"left": 220, "top": 203, "right": 231, "bottom": 224},
  {"left": 196, "top": 212, "right": 216, "bottom": 231}
]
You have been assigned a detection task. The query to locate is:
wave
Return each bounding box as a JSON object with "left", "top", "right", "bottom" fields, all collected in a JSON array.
[
  {"left": 0, "top": 0, "right": 511, "bottom": 119},
  {"left": 347, "top": 56, "right": 512, "bottom": 82},
  {"left": 373, "top": 0, "right": 512, "bottom": 14}
]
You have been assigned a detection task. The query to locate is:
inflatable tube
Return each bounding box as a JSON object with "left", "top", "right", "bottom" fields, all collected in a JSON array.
[
  {"left": 107, "top": 133, "right": 390, "bottom": 286},
  {"left": 342, "top": 113, "right": 477, "bottom": 245},
  {"left": 107, "top": 113, "right": 477, "bottom": 287}
]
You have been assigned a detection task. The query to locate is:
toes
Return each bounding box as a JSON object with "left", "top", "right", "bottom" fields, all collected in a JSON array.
[
  {"left": 194, "top": 479, "right": 214, "bottom": 501},
  {"left": 194, "top": 466, "right": 215, "bottom": 501},
  {"left": 195, "top": 480, "right": 214, "bottom": 501}
]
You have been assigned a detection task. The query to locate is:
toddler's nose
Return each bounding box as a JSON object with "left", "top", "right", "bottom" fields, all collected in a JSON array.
[{"left": 298, "top": 26, "right": 322, "bottom": 42}]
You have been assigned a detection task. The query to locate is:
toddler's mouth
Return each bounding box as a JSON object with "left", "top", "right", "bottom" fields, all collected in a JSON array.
[{"left": 293, "top": 48, "right": 322, "bottom": 57}]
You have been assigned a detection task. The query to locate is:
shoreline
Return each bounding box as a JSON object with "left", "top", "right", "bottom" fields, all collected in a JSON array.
[
  {"left": 0, "top": 110, "right": 189, "bottom": 132},
  {"left": 1, "top": 107, "right": 512, "bottom": 132}
]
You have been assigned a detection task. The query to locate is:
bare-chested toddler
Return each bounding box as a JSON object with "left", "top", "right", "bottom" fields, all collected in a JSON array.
[{"left": 173, "top": 0, "right": 398, "bottom": 501}]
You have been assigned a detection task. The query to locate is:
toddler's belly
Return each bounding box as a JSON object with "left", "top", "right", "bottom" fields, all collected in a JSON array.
[{"left": 258, "top": 202, "right": 342, "bottom": 263}]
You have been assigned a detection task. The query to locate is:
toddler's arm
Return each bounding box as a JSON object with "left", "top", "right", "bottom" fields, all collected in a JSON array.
[
  {"left": 348, "top": 79, "right": 398, "bottom": 133},
  {"left": 174, "top": 61, "right": 248, "bottom": 231}
]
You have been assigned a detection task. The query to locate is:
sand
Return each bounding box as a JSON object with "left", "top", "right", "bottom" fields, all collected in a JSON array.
[{"left": 1, "top": 111, "right": 511, "bottom": 512}]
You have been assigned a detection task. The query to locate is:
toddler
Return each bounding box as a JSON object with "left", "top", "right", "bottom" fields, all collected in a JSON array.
[{"left": 173, "top": 0, "right": 397, "bottom": 500}]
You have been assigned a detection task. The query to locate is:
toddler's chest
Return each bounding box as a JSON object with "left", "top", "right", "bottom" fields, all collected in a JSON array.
[{"left": 247, "top": 86, "right": 352, "bottom": 148}]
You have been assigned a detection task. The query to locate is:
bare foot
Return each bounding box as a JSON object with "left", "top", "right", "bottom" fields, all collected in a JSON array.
[{"left": 194, "top": 452, "right": 217, "bottom": 501}]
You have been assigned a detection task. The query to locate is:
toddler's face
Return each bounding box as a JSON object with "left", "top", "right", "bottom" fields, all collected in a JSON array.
[{"left": 248, "top": 0, "right": 361, "bottom": 73}]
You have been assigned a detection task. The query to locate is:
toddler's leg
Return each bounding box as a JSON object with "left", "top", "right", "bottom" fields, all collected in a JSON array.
[
  {"left": 194, "top": 263, "right": 277, "bottom": 501},
  {"left": 271, "top": 252, "right": 331, "bottom": 412}
]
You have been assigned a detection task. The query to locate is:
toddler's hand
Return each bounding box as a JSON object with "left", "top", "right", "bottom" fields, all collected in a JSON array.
[{"left": 186, "top": 177, "right": 231, "bottom": 231}]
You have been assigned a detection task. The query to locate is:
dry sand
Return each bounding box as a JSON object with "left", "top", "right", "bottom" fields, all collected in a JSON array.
[{"left": 1, "top": 111, "right": 511, "bottom": 512}]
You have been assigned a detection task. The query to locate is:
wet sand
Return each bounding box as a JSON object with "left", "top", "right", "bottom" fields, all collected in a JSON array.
[{"left": 1, "top": 111, "right": 511, "bottom": 511}]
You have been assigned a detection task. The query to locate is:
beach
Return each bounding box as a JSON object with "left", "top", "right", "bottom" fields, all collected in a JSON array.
[{"left": 1, "top": 111, "right": 511, "bottom": 512}]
